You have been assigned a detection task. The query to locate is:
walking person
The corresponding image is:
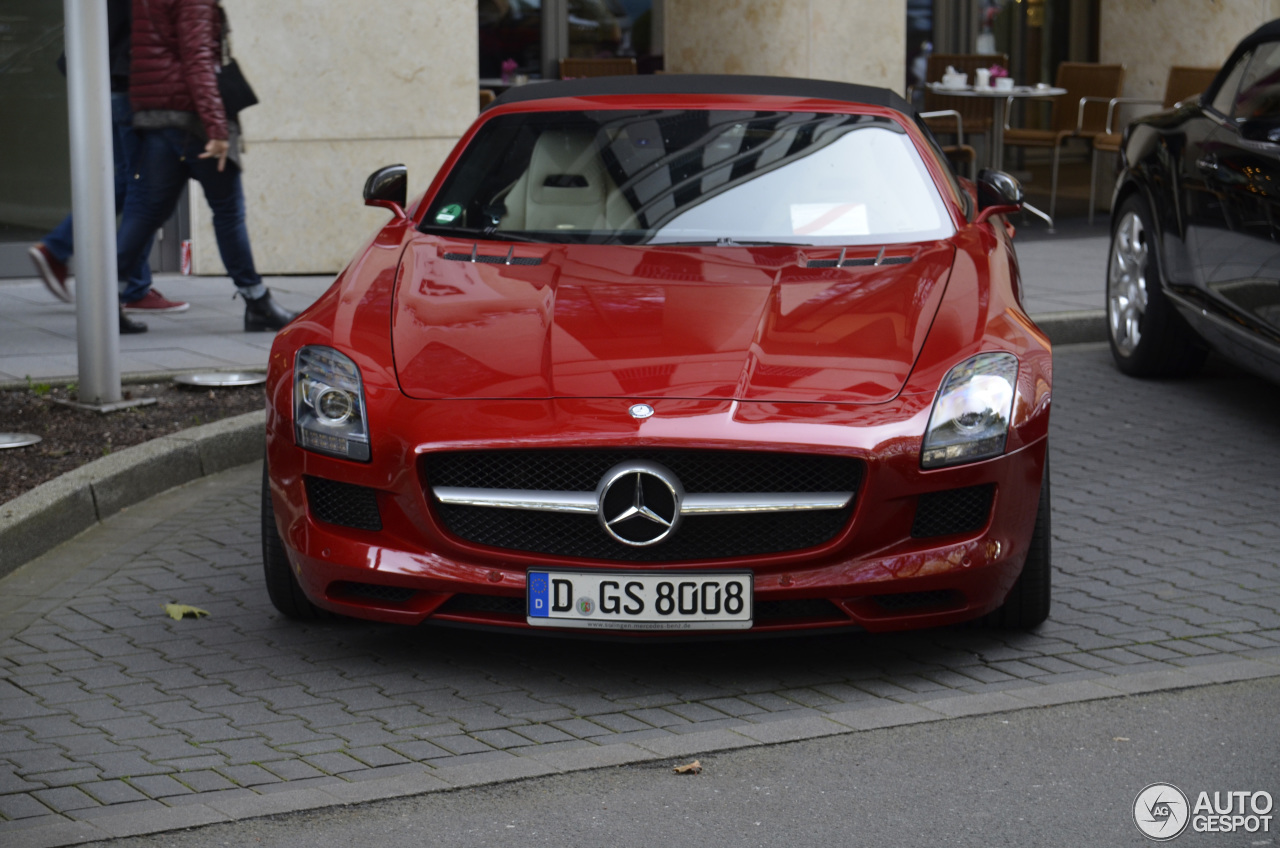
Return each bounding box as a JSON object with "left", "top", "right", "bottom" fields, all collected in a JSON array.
[
  {"left": 116, "top": 0, "right": 294, "bottom": 331},
  {"left": 28, "top": 0, "right": 157, "bottom": 334}
]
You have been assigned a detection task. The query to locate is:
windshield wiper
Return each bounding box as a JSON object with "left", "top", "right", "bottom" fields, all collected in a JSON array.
[{"left": 417, "top": 224, "right": 552, "bottom": 243}]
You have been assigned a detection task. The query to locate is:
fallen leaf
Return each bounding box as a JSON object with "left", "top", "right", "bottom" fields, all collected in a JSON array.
[
  {"left": 164, "top": 604, "right": 210, "bottom": 621},
  {"left": 1113, "top": 737, "right": 1130, "bottom": 742},
  {"left": 672, "top": 759, "right": 702, "bottom": 774}
]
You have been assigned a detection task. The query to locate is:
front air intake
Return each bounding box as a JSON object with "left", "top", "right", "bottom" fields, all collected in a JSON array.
[
  {"left": 910, "top": 484, "right": 995, "bottom": 538},
  {"left": 304, "top": 476, "right": 382, "bottom": 531}
]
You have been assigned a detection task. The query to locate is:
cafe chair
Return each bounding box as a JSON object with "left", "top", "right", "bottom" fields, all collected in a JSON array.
[
  {"left": 559, "top": 57, "right": 637, "bottom": 79},
  {"left": 1089, "top": 66, "right": 1219, "bottom": 224},
  {"left": 920, "top": 52, "right": 1007, "bottom": 164},
  {"left": 921, "top": 109, "right": 977, "bottom": 179},
  {"left": 1002, "top": 62, "right": 1126, "bottom": 222}
]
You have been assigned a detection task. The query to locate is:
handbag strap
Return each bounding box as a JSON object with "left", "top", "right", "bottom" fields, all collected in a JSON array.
[{"left": 217, "top": 3, "right": 232, "bottom": 65}]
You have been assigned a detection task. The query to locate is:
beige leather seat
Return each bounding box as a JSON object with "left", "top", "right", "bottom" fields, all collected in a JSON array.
[{"left": 499, "top": 131, "right": 628, "bottom": 231}]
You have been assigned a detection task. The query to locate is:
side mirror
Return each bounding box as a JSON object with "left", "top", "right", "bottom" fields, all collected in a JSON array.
[
  {"left": 1240, "top": 117, "right": 1280, "bottom": 144},
  {"left": 974, "top": 169, "right": 1024, "bottom": 225},
  {"left": 364, "top": 164, "right": 408, "bottom": 219}
]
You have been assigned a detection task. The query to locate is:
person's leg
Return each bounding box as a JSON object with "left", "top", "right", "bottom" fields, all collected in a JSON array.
[
  {"left": 112, "top": 92, "right": 153, "bottom": 303},
  {"left": 187, "top": 153, "right": 265, "bottom": 298},
  {"left": 188, "top": 148, "right": 295, "bottom": 330},
  {"left": 29, "top": 222, "right": 72, "bottom": 302},
  {"left": 117, "top": 129, "right": 187, "bottom": 301},
  {"left": 41, "top": 216, "right": 74, "bottom": 264},
  {"left": 33, "top": 206, "right": 74, "bottom": 302}
]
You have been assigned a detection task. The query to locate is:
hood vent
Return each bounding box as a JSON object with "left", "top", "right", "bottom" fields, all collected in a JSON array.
[
  {"left": 442, "top": 245, "right": 543, "bottom": 266},
  {"left": 805, "top": 246, "right": 913, "bottom": 269}
]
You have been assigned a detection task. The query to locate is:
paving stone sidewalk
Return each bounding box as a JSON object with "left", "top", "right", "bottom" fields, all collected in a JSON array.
[{"left": 2, "top": 344, "right": 1279, "bottom": 847}]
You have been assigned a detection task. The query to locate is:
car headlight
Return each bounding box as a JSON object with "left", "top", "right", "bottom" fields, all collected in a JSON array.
[
  {"left": 921, "top": 352, "right": 1018, "bottom": 469},
  {"left": 294, "top": 346, "right": 371, "bottom": 461}
]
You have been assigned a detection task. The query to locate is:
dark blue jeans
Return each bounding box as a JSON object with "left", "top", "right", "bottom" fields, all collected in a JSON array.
[
  {"left": 43, "top": 92, "right": 152, "bottom": 292},
  {"left": 116, "top": 128, "right": 262, "bottom": 303}
]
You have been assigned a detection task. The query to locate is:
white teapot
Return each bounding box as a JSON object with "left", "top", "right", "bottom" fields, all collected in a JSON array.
[{"left": 941, "top": 65, "right": 968, "bottom": 89}]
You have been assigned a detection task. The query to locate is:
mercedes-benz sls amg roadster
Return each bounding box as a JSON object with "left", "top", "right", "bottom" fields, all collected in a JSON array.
[{"left": 262, "top": 75, "right": 1053, "bottom": 635}]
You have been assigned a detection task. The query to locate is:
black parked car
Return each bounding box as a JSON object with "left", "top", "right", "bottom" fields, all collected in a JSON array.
[{"left": 1109, "top": 20, "right": 1280, "bottom": 382}]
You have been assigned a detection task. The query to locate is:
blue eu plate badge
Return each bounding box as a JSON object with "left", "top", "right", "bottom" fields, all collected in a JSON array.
[{"left": 528, "top": 572, "right": 550, "bottom": 618}]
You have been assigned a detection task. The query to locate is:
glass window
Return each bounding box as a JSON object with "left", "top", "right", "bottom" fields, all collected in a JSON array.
[
  {"left": 0, "top": 3, "right": 70, "bottom": 246},
  {"left": 479, "top": 0, "right": 542, "bottom": 80},
  {"left": 479, "top": 0, "right": 660, "bottom": 81},
  {"left": 1232, "top": 42, "right": 1280, "bottom": 120},
  {"left": 422, "top": 109, "right": 954, "bottom": 246}
]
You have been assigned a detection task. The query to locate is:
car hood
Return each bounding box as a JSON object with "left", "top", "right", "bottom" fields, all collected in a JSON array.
[{"left": 391, "top": 240, "right": 955, "bottom": 404}]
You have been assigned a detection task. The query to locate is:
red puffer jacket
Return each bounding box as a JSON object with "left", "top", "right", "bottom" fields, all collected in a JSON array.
[{"left": 130, "top": 0, "right": 227, "bottom": 140}]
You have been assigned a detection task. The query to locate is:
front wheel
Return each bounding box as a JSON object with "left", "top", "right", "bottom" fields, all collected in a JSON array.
[
  {"left": 1107, "top": 195, "right": 1207, "bottom": 377},
  {"left": 986, "top": 457, "right": 1051, "bottom": 630},
  {"left": 262, "top": 461, "right": 323, "bottom": 620}
]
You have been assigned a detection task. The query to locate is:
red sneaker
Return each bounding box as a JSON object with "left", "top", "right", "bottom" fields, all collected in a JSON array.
[
  {"left": 121, "top": 290, "right": 190, "bottom": 313},
  {"left": 28, "top": 243, "right": 72, "bottom": 303}
]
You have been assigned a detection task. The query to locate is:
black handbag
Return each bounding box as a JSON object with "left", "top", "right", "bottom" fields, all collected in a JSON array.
[
  {"left": 216, "top": 5, "right": 257, "bottom": 117},
  {"left": 217, "top": 57, "right": 258, "bottom": 117}
]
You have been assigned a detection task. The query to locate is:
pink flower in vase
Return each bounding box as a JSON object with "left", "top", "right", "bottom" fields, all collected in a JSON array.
[
  {"left": 501, "top": 59, "right": 518, "bottom": 83},
  {"left": 989, "top": 64, "right": 1009, "bottom": 79}
]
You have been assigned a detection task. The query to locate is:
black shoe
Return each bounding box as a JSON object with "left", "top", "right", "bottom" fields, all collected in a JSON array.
[
  {"left": 244, "top": 289, "right": 297, "bottom": 332},
  {"left": 119, "top": 308, "right": 148, "bottom": 334}
]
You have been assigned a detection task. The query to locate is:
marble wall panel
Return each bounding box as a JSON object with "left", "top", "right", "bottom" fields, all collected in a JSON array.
[
  {"left": 1101, "top": 0, "right": 1280, "bottom": 103},
  {"left": 189, "top": 0, "right": 476, "bottom": 274},
  {"left": 809, "top": 0, "right": 905, "bottom": 92},
  {"left": 190, "top": 138, "right": 459, "bottom": 275},
  {"left": 223, "top": 0, "right": 477, "bottom": 143},
  {"left": 664, "top": 0, "right": 809, "bottom": 77},
  {"left": 664, "top": 0, "right": 905, "bottom": 91}
]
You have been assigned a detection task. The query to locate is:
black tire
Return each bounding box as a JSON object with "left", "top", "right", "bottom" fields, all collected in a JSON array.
[
  {"left": 986, "top": 457, "right": 1051, "bottom": 630},
  {"left": 262, "top": 461, "right": 323, "bottom": 620},
  {"left": 1107, "top": 194, "right": 1208, "bottom": 377}
]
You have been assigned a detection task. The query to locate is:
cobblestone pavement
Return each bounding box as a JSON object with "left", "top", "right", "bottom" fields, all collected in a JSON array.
[{"left": 2, "top": 344, "right": 1279, "bottom": 846}]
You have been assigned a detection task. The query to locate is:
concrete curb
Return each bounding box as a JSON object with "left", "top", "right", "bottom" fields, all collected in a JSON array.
[
  {"left": 0, "top": 409, "right": 265, "bottom": 578},
  {"left": 1032, "top": 309, "right": 1107, "bottom": 345}
]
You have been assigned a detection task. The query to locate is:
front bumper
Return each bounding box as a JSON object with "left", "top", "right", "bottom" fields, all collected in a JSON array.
[{"left": 266, "top": 395, "right": 1049, "bottom": 634}]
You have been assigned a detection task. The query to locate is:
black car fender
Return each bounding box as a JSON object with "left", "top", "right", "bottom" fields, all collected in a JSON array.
[{"left": 1113, "top": 122, "right": 1193, "bottom": 288}]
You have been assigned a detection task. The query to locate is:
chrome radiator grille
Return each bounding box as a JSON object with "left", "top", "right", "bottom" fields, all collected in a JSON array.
[{"left": 424, "top": 449, "right": 863, "bottom": 562}]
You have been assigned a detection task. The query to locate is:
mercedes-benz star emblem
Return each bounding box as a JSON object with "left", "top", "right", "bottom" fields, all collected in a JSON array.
[
  {"left": 628, "top": 403, "right": 654, "bottom": 419},
  {"left": 596, "top": 461, "right": 683, "bottom": 546}
]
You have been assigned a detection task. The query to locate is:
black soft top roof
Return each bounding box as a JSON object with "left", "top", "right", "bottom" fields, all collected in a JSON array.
[{"left": 492, "top": 74, "right": 916, "bottom": 117}]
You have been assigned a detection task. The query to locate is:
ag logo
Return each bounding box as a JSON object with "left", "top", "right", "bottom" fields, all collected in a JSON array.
[{"left": 1134, "top": 783, "right": 1190, "bottom": 841}]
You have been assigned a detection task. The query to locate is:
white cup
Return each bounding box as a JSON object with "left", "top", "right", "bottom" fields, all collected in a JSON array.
[
  {"left": 995, "top": 77, "right": 1014, "bottom": 92},
  {"left": 975, "top": 68, "right": 991, "bottom": 89}
]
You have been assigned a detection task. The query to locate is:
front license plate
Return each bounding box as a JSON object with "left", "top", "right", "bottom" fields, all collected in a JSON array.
[{"left": 526, "top": 570, "right": 753, "bottom": 631}]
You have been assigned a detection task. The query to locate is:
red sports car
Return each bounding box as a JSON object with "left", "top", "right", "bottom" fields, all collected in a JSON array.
[{"left": 262, "top": 75, "right": 1053, "bottom": 635}]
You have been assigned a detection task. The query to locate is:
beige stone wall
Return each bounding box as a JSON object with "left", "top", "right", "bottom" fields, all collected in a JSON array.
[
  {"left": 664, "top": 0, "right": 906, "bottom": 93},
  {"left": 1101, "top": 0, "right": 1280, "bottom": 105},
  {"left": 191, "top": 0, "right": 476, "bottom": 276}
]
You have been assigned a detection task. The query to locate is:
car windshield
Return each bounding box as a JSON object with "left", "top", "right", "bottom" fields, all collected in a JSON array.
[{"left": 422, "top": 109, "right": 955, "bottom": 245}]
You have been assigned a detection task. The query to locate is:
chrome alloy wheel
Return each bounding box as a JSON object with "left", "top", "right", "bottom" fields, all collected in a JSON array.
[{"left": 1108, "top": 210, "right": 1150, "bottom": 356}]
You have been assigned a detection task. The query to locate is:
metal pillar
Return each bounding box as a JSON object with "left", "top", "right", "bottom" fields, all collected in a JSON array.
[{"left": 63, "top": 0, "right": 121, "bottom": 405}]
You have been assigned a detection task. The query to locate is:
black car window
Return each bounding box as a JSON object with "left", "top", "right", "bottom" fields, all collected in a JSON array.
[
  {"left": 1232, "top": 42, "right": 1280, "bottom": 120},
  {"left": 1211, "top": 50, "right": 1251, "bottom": 116}
]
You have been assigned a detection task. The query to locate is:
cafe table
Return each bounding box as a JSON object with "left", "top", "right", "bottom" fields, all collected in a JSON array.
[{"left": 925, "top": 83, "right": 1068, "bottom": 171}]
